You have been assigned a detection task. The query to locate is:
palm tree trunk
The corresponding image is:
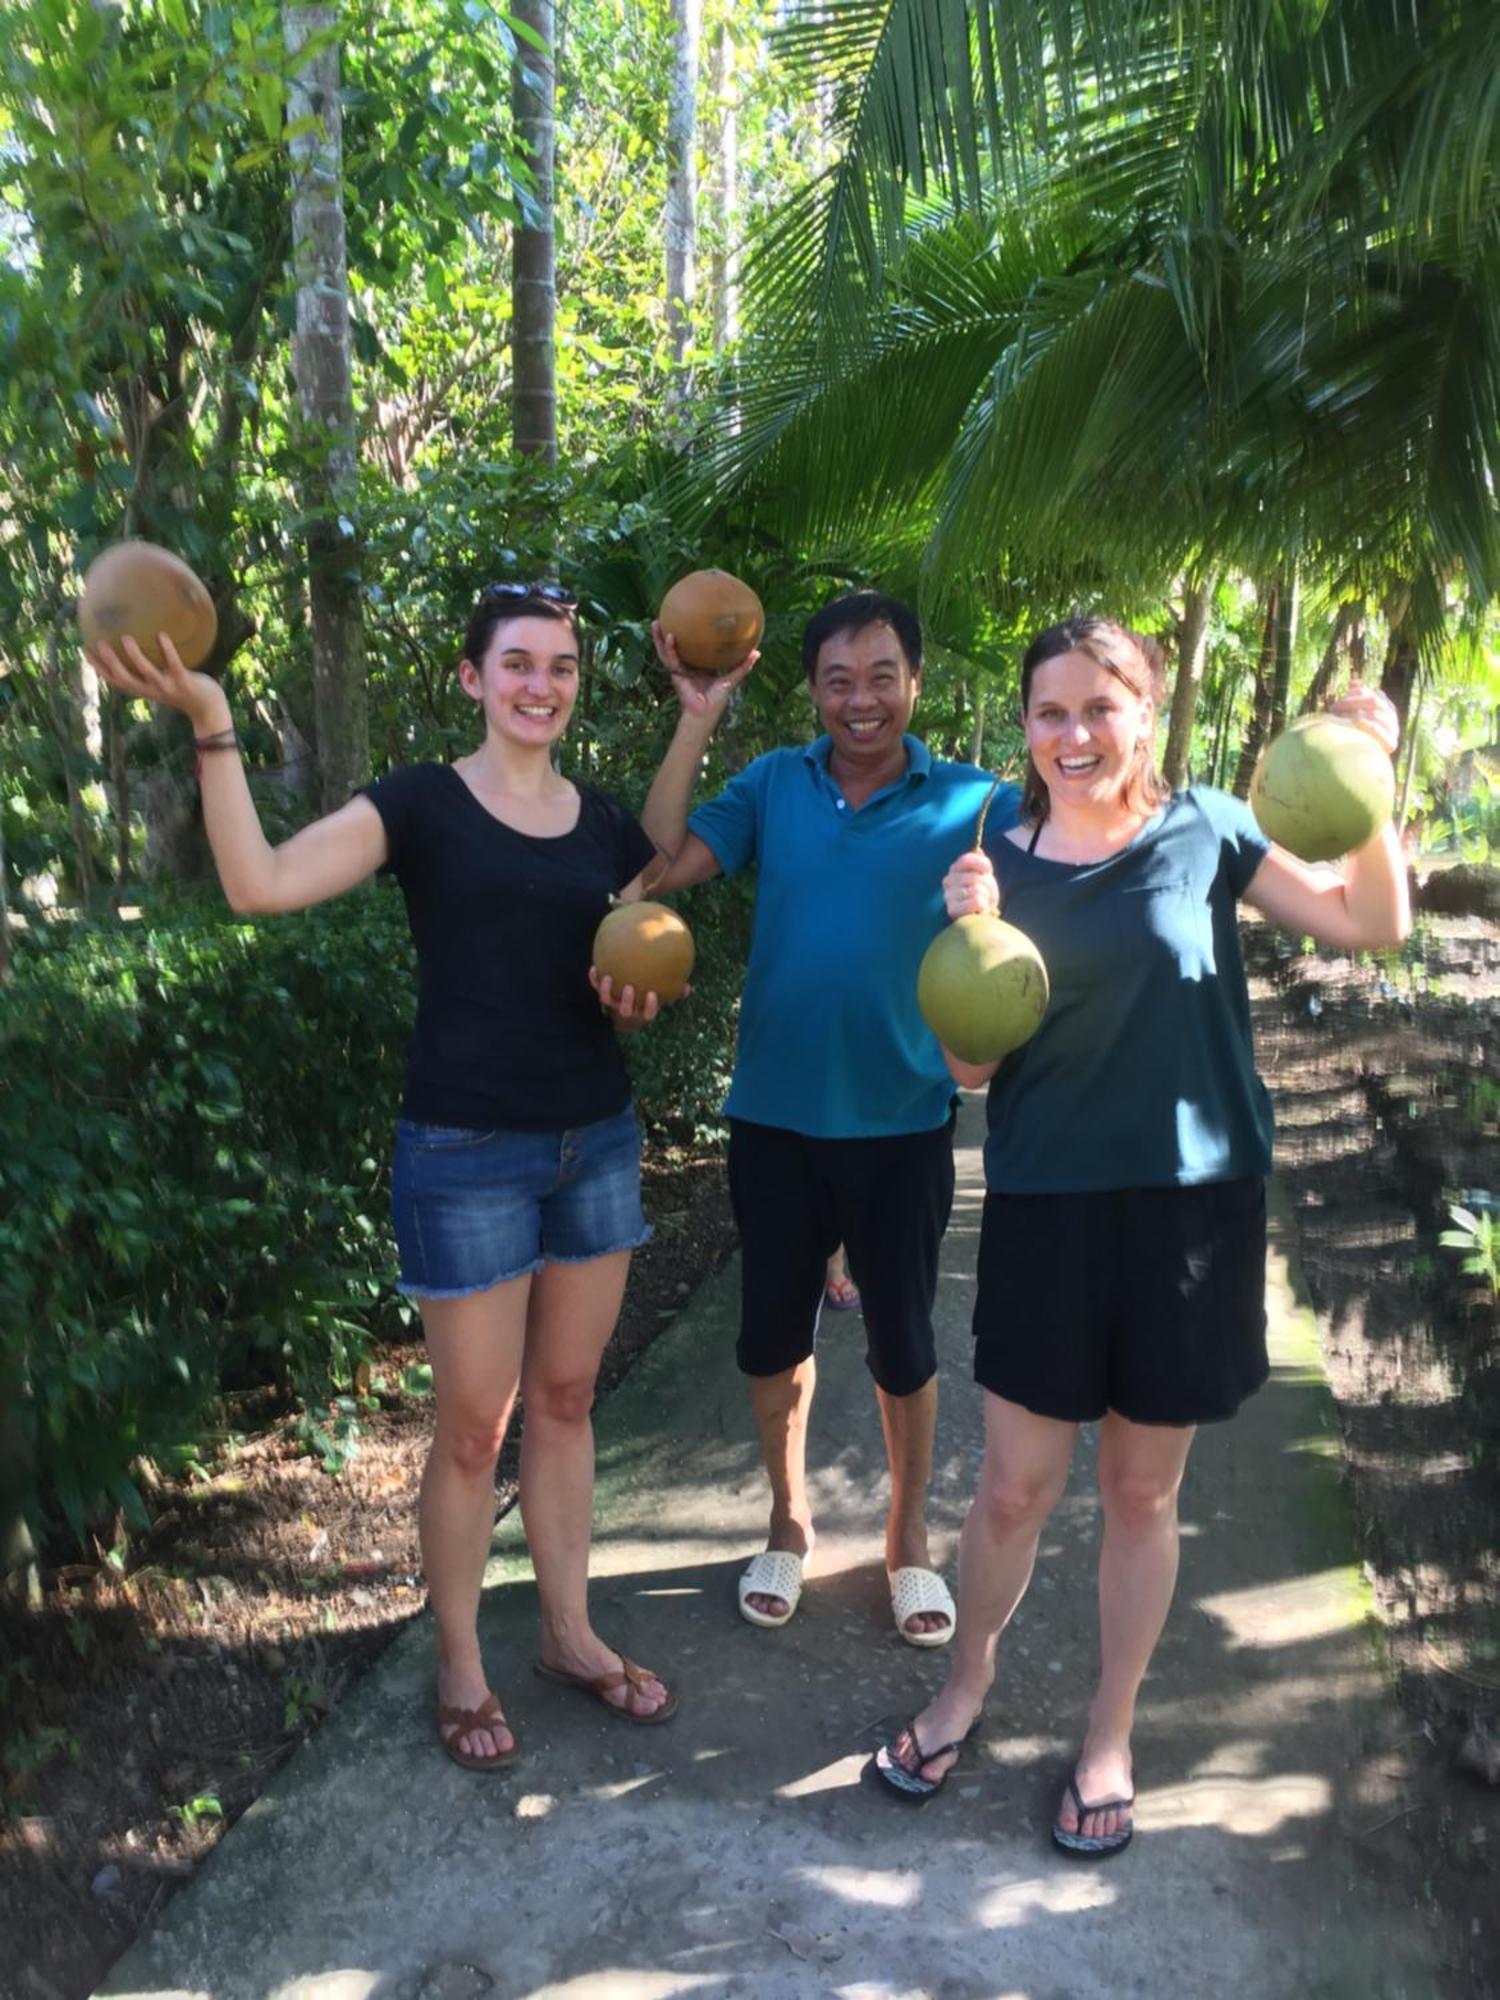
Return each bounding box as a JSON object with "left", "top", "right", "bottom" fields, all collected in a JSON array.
[
  {"left": 708, "top": 22, "right": 738, "bottom": 352},
  {"left": 1230, "top": 585, "right": 1280, "bottom": 798},
  {"left": 285, "top": 5, "right": 369, "bottom": 810},
  {"left": 1163, "top": 573, "right": 1213, "bottom": 789},
  {"left": 665, "top": 0, "right": 701, "bottom": 428},
  {"left": 512, "top": 0, "right": 558, "bottom": 465},
  {"left": 1299, "top": 600, "right": 1361, "bottom": 715}
]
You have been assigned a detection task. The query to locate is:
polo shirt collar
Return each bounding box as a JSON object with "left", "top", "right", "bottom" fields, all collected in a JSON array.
[{"left": 803, "top": 733, "right": 932, "bottom": 787}]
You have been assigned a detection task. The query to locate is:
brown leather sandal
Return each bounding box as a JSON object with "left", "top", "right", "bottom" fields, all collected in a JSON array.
[
  {"left": 436, "top": 1692, "right": 520, "bottom": 1771},
  {"left": 533, "top": 1652, "right": 678, "bottom": 1724}
]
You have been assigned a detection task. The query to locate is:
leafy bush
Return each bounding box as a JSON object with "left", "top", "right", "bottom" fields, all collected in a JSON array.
[{"left": 2, "top": 889, "right": 415, "bottom": 1548}]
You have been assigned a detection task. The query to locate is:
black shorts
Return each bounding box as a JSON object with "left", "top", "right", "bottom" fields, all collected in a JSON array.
[
  {"left": 727, "top": 1115, "right": 956, "bottom": 1397},
  {"left": 973, "top": 1179, "right": 1269, "bottom": 1426}
]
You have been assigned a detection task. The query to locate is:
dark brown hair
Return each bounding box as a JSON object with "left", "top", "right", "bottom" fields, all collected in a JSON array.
[
  {"left": 1019, "top": 614, "right": 1169, "bottom": 826},
  {"left": 462, "top": 588, "right": 580, "bottom": 672}
]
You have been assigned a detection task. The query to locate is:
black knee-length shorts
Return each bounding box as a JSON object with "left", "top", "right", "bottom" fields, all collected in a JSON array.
[
  {"left": 727, "top": 1114, "right": 955, "bottom": 1398},
  {"left": 973, "top": 1178, "right": 1269, "bottom": 1426}
]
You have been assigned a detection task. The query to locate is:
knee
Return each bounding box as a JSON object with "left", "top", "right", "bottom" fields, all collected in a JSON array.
[
  {"left": 523, "top": 1373, "right": 597, "bottom": 1429},
  {"left": 975, "top": 1467, "right": 1063, "bottom": 1539},
  {"left": 1100, "top": 1467, "right": 1181, "bottom": 1536},
  {"left": 435, "top": 1413, "right": 509, "bottom": 1479}
]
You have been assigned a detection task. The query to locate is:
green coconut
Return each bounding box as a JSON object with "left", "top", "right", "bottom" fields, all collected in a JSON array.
[
  {"left": 917, "top": 913, "right": 1049, "bottom": 1065},
  {"left": 1250, "top": 715, "right": 1395, "bottom": 862}
]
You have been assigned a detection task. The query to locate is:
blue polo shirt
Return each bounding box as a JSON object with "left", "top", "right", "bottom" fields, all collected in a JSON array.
[{"left": 689, "top": 736, "right": 1021, "bottom": 1138}]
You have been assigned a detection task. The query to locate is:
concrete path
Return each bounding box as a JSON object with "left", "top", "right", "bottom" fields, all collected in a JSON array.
[{"left": 102, "top": 1099, "right": 1444, "bottom": 2000}]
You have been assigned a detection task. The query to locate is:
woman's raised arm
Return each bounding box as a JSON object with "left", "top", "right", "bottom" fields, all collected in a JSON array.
[{"left": 90, "top": 631, "right": 388, "bottom": 915}]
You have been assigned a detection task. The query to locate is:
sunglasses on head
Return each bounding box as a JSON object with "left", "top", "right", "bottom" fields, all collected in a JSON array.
[{"left": 482, "top": 581, "right": 577, "bottom": 608}]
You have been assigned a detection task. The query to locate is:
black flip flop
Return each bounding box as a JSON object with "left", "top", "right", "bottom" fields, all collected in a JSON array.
[
  {"left": 1051, "top": 1776, "right": 1134, "bottom": 1857},
  {"left": 871, "top": 1719, "right": 968, "bottom": 1803}
]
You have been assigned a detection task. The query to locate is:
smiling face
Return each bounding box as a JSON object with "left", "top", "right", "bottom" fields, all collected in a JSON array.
[
  {"left": 459, "top": 612, "right": 580, "bottom": 748},
  {"left": 1023, "top": 647, "right": 1156, "bottom": 813},
  {"left": 809, "top": 621, "right": 921, "bottom": 766}
]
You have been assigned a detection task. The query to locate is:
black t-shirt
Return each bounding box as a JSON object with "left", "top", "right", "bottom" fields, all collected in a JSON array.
[{"left": 362, "top": 763, "right": 657, "bottom": 1132}]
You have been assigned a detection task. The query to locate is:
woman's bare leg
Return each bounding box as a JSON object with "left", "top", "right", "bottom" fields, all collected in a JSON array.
[
  {"left": 520, "top": 1251, "right": 670, "bottom": 1717},
  {"left": 892, "top": 1394, "right": 1076, "bottom": 1782},
  {"left": 420, "top": 1278, "right": 531, "bottom": 1759},
  {"left": 1055, "top": 1411, "right": 1196, "bottom": 1839}
]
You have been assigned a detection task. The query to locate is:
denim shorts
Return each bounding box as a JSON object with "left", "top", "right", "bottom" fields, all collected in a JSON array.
[{"left": 390, "top": 1104, "right": 652, "bottom": 1299}]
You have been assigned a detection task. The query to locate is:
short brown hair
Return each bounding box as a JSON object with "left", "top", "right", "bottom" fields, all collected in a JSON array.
[{"left": 1019, "top": 614, "right": 1169, "bottom": 826}]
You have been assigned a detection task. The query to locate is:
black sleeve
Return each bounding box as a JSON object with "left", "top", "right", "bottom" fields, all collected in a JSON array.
[
  {"left": 359, "top": 765, "right": 428, "bottom": 873},
  {"left": 591, "top": 787, "right": 658, "bottom": 892}
]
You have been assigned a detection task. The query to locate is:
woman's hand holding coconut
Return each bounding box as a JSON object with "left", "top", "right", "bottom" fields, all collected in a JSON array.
[
  {"left": 90, "top": 627, "right": 230, "bottom": 733},
  {"left": 941, "top": 850, "right": 1000, "bottom": 920}
]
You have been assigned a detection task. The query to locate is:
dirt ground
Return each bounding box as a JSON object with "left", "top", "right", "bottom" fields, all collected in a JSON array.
[
  {"left": 0, "top": 1144, "right": 736, "bottom": 2000},
  {"left": 1246, "top": 905, "right": 1500, "bottom": 1995}
]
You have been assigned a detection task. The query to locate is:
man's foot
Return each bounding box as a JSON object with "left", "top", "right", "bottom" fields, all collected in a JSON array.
[
  {"left": 823, "top": 1272, "right": 861, "bottom": 1311},
  {"left": 885, "top": 1527, "right": 953, "bottom": 1641},
  {"left": 742, "top": 1524, "right": 814, "bottom": 1623},
  {"left": 888, "top": 1566, "right": 956, "bottom": 1647},
  {"left": 436, "top": 1663, "right": 517, "bottom": 1767},
  {"left": 1053, "top": 1739, "right": 1134, "bottom": 1853},
  {"left": 535, "top": 1636, "right": 673, "bottom": 1720}
]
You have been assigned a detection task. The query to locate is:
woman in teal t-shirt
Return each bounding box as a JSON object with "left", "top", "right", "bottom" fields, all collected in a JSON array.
[{"left": 874, "top": 614, "right": 1409, "bottom": 1854}]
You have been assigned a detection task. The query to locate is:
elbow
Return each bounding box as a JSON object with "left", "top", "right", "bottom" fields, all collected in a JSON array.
[{"left": 224, "top": 879, "right": 277, "bottom": 917}]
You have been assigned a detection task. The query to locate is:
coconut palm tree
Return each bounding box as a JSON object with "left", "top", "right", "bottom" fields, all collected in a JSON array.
[{"left": 698, "top": 0, "right": 1500, "bottom": 658}]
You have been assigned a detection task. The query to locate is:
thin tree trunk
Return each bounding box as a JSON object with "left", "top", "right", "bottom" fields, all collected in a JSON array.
[
  {"left": 1299, "top": 600, "right": 1361, "bottom": 715},
  {"left": 285, "top": 5, "right": 368, "bottom": 810},
  {"left": 707, "top": 21, "right": 738, "bottom": 352},
  {"left": 967, "top": 680, "right": 985, "bottom": 766},
  {"left": 42, "top": 623, "right": 98, "bottom": 906},
  {"left": 1163, "top": 573, "right": 1213, "bottom": 789},
  {"left": 1210, "top": 662, "right": 1242, "bottom": 790},
  {"left": 1396, "top": 671, "right": 1424, "bottom": 832},
  {"left": 511, "top": 0, "right": 558, "bottom": 465},
  {"left": 1381, "top": 605, "right": 1420, "bottom": 735},
  {"left": 1231, "top": 585, "right": 1280, "bottom": 798},
  {"left": 0, "top": 788, "right": 11, "bottom": 981},
  {"left": 106, "top": 690, "right": 132, "bottom": 894},
  {"left": 664, "top": 0, "right": 701, "bottom": 429},
  {"left": 1268, "top": 566, "right": 1298, "bottom": 737}
]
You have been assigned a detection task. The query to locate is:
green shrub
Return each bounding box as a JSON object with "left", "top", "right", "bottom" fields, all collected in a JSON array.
[{"left": 2, "top": 889, "right": 415, "bottom": 1548}]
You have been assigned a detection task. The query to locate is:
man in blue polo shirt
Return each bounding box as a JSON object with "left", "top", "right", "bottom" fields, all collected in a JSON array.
[{"left": 643, "top": 593, "right": 1021, "bottom": 1644}]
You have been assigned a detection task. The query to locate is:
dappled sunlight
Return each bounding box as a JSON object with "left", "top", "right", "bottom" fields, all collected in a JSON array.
[
  {"left": 973, "top": 1870, "right": 1119, "bottom": 1928},
  {"left": 585, "top": 1771, "right": 668, "bottom": 1804},
  {"left": 775, "top": 1752, "right": 870, "bottom": 1800},
  {"left": 269, "top": 1976, "right": 377, "bottom": 2000},
  {"left": 520, "top": 1976, "right": 724, "bottom": 1998},
  {"left": 1199, "top": 1567, "right": 1369, "bottom": 1648},
  {"left": 794, "top": 1864, "right": 922, "bottom": 1910},
  {"left": 1148, "top": 1772, "right": 1333, "bottom": 1836}
]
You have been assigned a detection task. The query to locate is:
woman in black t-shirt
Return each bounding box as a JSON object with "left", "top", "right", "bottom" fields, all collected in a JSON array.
[{"left": 90, "top": 586, "right": 713, "bottom": 1770}]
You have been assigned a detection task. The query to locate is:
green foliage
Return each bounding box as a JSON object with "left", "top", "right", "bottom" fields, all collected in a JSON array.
[
  {"left": 1440, "top": 1202, "right": 1500, "bottom": 1303},
  {"left": 0, "top": 890, "right": 417, "bottom": 1547}
]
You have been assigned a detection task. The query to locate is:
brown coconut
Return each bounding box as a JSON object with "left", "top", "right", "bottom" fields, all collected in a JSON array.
[
  {"left": 658, "top": 569, "right": 764, "bottom": 676},
  {"left": 78, "top": 540, "right": 217, "bottom": 672},
  {"left": 592, "top": 901, "right": 695, "bottom": 1003}
]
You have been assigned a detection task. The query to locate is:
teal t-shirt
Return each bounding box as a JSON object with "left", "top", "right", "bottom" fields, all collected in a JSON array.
[
  {"left": 982, "top": 787, "right": 1273, "bottom": 1192},
  {"left": 690, "top": 736, "right": 1021, "bottom": 1138}
]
